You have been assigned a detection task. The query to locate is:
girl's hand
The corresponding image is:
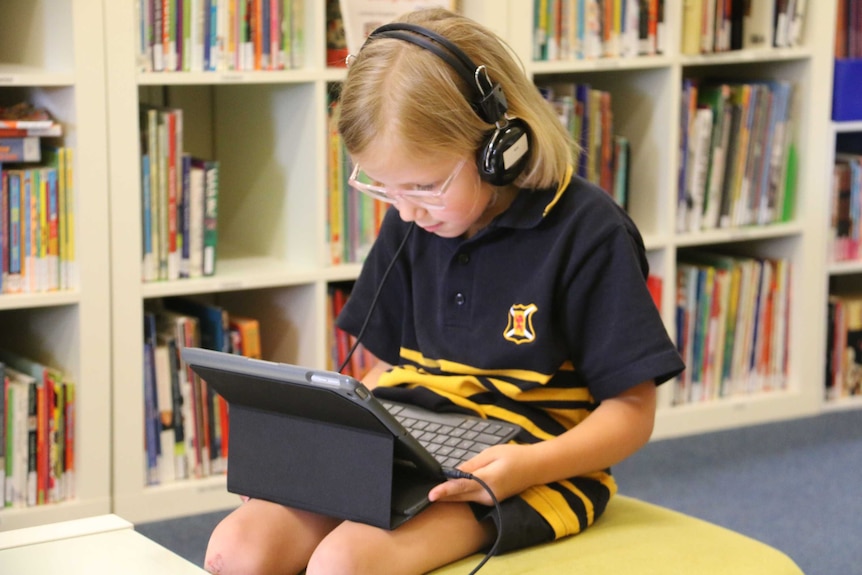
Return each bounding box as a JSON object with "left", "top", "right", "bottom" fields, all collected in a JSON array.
[{"left": 427, "top": 443, "right": 539, "bottom": 506}]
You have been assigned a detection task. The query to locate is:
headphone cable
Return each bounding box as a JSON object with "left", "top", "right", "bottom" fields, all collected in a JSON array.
[
  {"left": 443, "top": 469, "right": 503, "bottom": 575},
  {"left": 337, "top": 223, "right": 502, "bottom": 574},
  {"left": 337, "top": 221, "right": 415, "bottom": 374}
]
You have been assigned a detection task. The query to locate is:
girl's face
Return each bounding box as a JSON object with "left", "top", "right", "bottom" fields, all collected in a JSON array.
[{"left": 352, "top": 145, "right": 512, "bottom": 239}]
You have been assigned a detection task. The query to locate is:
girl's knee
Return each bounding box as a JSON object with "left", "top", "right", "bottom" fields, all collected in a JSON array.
[
  {"left": 306, "top": 532, "right": 371, "bottom": 575},
  {"left": 204, "top": 517, "right": 258, "bottom": 574}
]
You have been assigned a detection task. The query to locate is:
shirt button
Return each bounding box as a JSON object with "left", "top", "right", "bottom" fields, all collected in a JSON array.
[
  {"left": 457, "top": 253, "right": 470, "bottom": 265},
  {"left": 455, "top": 292, "right": 466, "bottom": 306}
]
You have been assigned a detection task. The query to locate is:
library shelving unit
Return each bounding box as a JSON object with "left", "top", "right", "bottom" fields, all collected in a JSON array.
[
  {"left": 104, "top": 1, "right": 836, "bottom": 524},
  {"left": 812, "top": 1, "right": 862, "bottom": 410},
  {"left": 104, "top": 0, "right": 375, "bottom": 525},
  {"left": 0, "top": 0, "right": 112, "bottom": 530},
  {"left": 823, "top": 94, "right": 862, "bottom": 405},
  {"left": 506, "top": 1, "right": 836, "bottom": 439}
]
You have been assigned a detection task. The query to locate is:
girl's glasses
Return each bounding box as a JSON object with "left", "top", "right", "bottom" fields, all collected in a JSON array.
[{"left": 347, "top": 159, "right": 467, "bottom": 210}]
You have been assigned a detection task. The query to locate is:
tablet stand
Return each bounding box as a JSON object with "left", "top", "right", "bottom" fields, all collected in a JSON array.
[{"left": 227, "top": 404, "right": 404, "bottom": 529}]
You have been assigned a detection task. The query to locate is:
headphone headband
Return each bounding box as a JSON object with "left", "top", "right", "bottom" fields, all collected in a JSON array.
[
  {"left": 357, "top": 20, "right": 530, "bottom": 186},
  {"left": 364, "top": 23, "right": 508, "bottom": 124}
]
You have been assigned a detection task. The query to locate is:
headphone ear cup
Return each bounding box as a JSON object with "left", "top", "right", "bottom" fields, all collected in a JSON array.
[{"left": 476, "top": 119, "right": 530, "bottom": 186}]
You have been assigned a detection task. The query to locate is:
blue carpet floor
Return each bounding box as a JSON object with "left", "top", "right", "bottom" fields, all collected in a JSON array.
[{"left": 136, "top": 409, "right": 862, "bottom": 574}]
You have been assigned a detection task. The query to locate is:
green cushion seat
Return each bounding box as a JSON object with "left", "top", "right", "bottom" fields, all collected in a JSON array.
[{"left": 430, "top": 496, "right": 803, "bottom": 574}]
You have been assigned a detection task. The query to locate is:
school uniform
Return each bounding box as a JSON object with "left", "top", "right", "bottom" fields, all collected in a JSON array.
[{"left": 337, "top": 165, "right": 685, "bottom": 552}]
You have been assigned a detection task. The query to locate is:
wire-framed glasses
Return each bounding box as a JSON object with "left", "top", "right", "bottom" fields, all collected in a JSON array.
[{"left": 347, "top": 159, "right": 467, "bottom": 210}]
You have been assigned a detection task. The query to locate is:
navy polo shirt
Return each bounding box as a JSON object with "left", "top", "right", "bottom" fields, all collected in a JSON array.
[{"left": 337, "top": 167, "right": 684, "bottom": 443}]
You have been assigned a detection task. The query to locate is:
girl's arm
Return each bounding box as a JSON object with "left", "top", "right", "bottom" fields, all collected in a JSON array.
[
  {"left": 359, "top": 356, "right": 392, "bottom": 390},
  {"left": 429, "top": 380, "right": 657, "bottom": 505}
]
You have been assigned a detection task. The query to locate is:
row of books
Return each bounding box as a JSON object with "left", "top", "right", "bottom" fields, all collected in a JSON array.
[
  {"left": 143, "top": 298, "right": 261, "bottom": 485},
  {"left": 826, "top": 292, "right": 862, "bottom": 400},
  {"left": 0, "top": 104, "right": 64, "bottom": 163},
  {"left": 831, "top": 152, "right": 862, "bottom": 263},
  {"left": 0, "top": 350, "right": 75, "bottom": 510},
  {"left": 677, "top": 79, "right": 796, "bottom": 233},
  {"left": 140, "top": 105, "right": 220, "bottom": 283},
  {"left": 0, "top": 150, "right": 77, "bottom": 295},
  {"left": 327, "top": 99, "right": 387, "bottom": 265},
  {"left": 136, "top": 0, "right": 306, "bottom": 73},
  {"left": 835, "top": 0, "right": 862, "bottom": 59},
  {"left": 540, "top": 82, "right": 630, "bottom": 209},
  {"left": 681, "top": 0, "right": 807, "bottom": 55},
  {"left": 532, "top": 0, "right": 667, "bottom": 61},
  {"left": 674, "top": 253, "right": 790, "bottom": 405}
]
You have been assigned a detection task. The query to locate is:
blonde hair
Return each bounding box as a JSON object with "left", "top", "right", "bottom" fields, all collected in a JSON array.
[{"left": 338, "top": 8, "right": 575, "bottom": 189}]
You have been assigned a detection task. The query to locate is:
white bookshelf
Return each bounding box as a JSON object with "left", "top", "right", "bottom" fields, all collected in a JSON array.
[
  {"left": 103, "top": 1, "right": 838, "bottom": 523},
  {"left": 823, "top": 76, "right": 862, "bottom": 403},
  {"left": 506, "top": 1, "right": 836, "bottom": 439},
  {"left": 0, "top": 0, "right": 112, "bottom": 530},
  {"left": 104, "top": 0, "right": 335, "bottom": 524}
]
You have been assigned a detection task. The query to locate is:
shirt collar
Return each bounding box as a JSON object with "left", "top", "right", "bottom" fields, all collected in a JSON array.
[{"left": 492, "top": 165, "right": 573, "bottom": 230}]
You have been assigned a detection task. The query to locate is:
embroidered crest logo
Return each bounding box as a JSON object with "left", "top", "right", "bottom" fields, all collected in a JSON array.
[{"left": 503, "top": 304, "right": 538, "bottom": 344}]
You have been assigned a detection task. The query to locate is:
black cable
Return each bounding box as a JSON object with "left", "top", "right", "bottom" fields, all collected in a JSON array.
[
  {"left": 336, "top": 222, "right": 501, "bottom": 573},
  {"left": 337, "top": 222, "right": 415, "bottom": 374},
  {"left": 443, "top": 469, "right": 503, "bottom": 575}
]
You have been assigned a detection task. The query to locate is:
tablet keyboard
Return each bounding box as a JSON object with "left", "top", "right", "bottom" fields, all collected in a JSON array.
[{"left": 382, "top": 401, "right": 519, "bottom": 469}]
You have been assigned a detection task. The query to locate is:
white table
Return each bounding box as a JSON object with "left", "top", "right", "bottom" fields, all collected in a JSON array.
[{"left": 0, "top": 514, "right": 208, "bottom": 574}]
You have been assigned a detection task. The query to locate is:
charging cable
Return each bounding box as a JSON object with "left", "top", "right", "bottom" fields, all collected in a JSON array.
[{"left": 443, "top": 469, "right": 503, "bottom": 575}]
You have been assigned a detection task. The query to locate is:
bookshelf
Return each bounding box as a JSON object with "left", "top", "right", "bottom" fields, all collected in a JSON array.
[
  {"left": 824, "top": 121, "right": 862, "bottom": 410},
  {"left": 104, "top": 0, "right": 339, "bottom": 524},
  {"left": 507, "top": 1, "right": 835, "bottom": 438},
  {"left": 103, "top": 1, "right": 838, "bottom": 524},
  {"left": 0, "top": 0, "right": 112, "bottom": 530},
  {"left": 820, "top": 2, "right": 862, "bottom": 410}
]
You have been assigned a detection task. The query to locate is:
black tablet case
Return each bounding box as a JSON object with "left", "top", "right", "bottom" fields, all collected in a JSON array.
[{"left": 182, "top": 348, "right": 445, "bottom": 529}]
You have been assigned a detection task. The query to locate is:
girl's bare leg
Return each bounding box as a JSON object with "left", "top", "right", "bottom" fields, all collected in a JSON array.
[
  {"left": 204, "top": 499, "right": 341, "bottom": 575},
  {"left": 306, "top": 501, "right": 494, "bottom": 575}
]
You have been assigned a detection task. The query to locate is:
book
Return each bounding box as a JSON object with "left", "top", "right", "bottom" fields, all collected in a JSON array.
[
  {"left": 143, "top": 312, "right": 161, "bottom": 485},
  {"left": 787, "top": 0, "right": 806, "bottom": 47},
  {"left": 338, "top": 0, "right": 457, "bottom": 56},
  {"left": 190, "top": 158, "right": 219, "bottom": 276},
  {"left": 677, "top": 78, "right": 696, "bottom": 232},
  {"left": 4, "top": 366, "right": 35, "bottom": 507},
  {"left": 742, "top": 0, "right": 773, "bottom": 49},
  {"left": 685, "top": 106, "right": 715, "bottom": 232},
  {"left": 832, "top": 160, "right": 851, "bottom": 262},
  {"left": 1, "top": 165, "right": 5, "bottom": 294},
  {"left": 0, "top": 125, "right": 62, "bottom": 138},
  {"left": 326, "top": 0, "right": 349, "bottom": 66},
  {"left": 0, "top": 362, "right": 5, "bottom": 503},
  {"left": 187, "top": 158, "right": 205, "bottom": 278},
  {"left": 0, "top": 137, "right": 41, "bottom": 162},
  {"left": 680, "top": 0, "right": 703, "bottom": 55},
  {"left": 829, "top": 292, "right": 862, "bottom": 398},
  {"left": 646, "top": 274, "right": 663, "bottom": 310},
  {"left": 5, "top": 169, "right": 23, "bottom": 294},
  {"left": 0, "top": 103, "right": 55, "bottom": 130},
  {"left": 228, "top": 315, "right": 262, "bottom": 359},
  {"left": 697, "top": 83, "right": 733, "bottom": 230}
]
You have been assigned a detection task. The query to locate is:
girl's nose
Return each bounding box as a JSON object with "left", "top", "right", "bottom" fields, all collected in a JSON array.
[{"left": 395, "top": 199, "right": 425, "bottom": 223}]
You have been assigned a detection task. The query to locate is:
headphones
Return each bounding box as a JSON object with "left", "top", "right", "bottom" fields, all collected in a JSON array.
[{"left": 363, "top": 22, "right": 530, "bottom": 186}]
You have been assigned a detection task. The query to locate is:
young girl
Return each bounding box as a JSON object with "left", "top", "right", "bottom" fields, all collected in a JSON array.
[{"left": 204, "top": 8, "right": 684, "bottom": 575}]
